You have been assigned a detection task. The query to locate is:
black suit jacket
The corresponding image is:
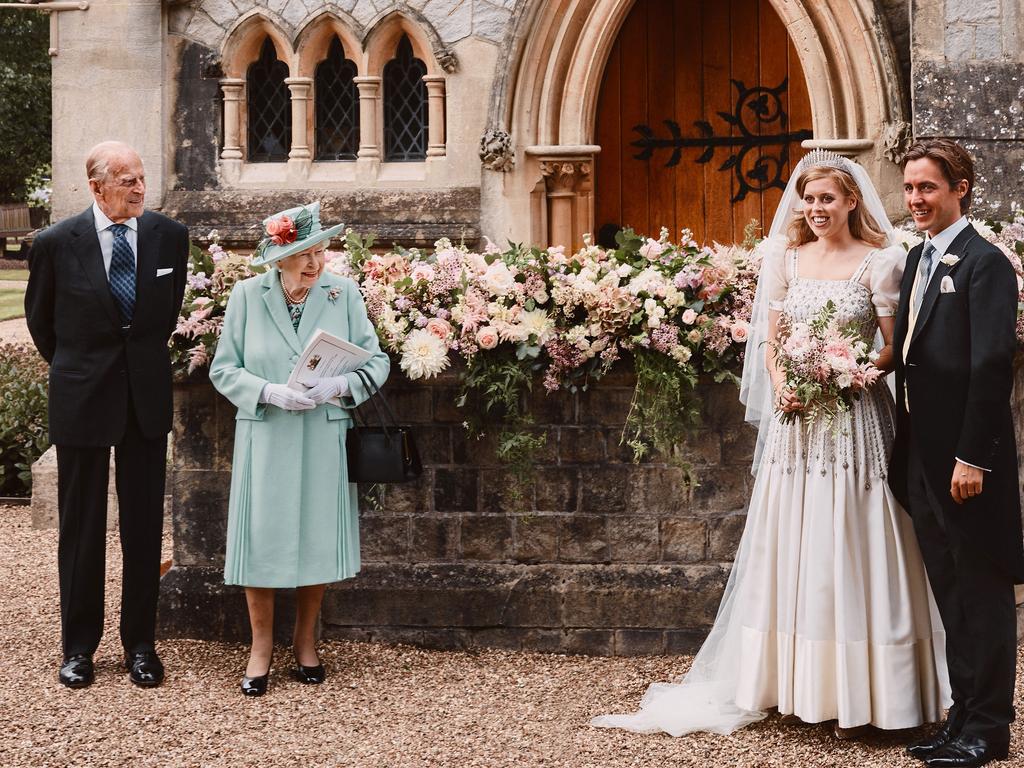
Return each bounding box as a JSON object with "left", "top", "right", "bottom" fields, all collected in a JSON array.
[
  {"left": 889, "top": 223, "right": 1024, "bottom": 581},
  {"left": 25, "top": 207, "right": 188, "bottom": 446}
]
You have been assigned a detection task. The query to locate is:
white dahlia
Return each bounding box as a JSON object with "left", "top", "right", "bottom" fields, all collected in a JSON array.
[{"left": 399, "top": 328, "right": 451, "bottom": 380}]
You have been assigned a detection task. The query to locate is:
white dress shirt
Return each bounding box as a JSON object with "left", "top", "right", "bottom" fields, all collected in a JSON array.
[
  {"left": 92, "top": 202, "right": 138, "bottom": 276},
  {"left": 901, "top": 215, "right": 987, "bottom": 471}
]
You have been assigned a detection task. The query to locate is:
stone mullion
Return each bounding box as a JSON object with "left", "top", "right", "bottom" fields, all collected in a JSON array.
[
  {"left": 285, "top": 77, "right": 313, "bottom": 182},
  {"left": 422, "top": 75, "right": 446, "bottom": 157},
  {"left": 353, "top": 76, "right": 382, "bottom": 160},
  {"left": 218, "top": 78, "right": 245, "bottom": 161}
]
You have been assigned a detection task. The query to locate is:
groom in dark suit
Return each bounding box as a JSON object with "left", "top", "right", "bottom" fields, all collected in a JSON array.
[
  {"left": 890, "top": 138, "right": 1023, "bottom": 767},
  {"left": 25, "top": 141, "right": 188, "bottom": 688}
]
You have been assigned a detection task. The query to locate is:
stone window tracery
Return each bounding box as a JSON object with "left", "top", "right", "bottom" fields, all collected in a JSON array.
[
  {"left": 219, "top": 14, "right": 448, "bottom": 183},
  {"left": 246, "top": 37, "right": 291, "bottom": 163}
]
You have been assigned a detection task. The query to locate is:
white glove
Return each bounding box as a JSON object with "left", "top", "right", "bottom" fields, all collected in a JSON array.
[
  {"left": 303, "top": 375, "right": 350, "bottom": 405},
  {"left": 260, "top": 382, "right": 316, "bottom": 411}
]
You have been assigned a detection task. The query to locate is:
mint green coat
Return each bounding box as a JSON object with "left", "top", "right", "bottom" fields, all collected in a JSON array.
[{"left": 209, "top": 268, "right": 390, "bottom": 588}]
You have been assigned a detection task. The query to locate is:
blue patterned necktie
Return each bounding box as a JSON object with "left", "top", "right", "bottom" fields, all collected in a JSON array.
[
  {"left": 108, "top": 223, "right": 136, "bottom": 325},
  {"left": 912, "top": 241, "right": 937, "bottom": 317}
]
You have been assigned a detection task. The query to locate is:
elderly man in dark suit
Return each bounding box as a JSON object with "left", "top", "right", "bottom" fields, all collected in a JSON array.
[
  {"left": 25, "top": 141, "right": 188, "bottom": 689},
  {"left": 890, "top": 138, "right": 1023, "bottom": 768}
]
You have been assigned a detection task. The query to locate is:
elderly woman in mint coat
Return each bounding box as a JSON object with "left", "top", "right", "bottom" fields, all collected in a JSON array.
[{"left": 210, "top": 202, "right": 389, "bottom": 696}]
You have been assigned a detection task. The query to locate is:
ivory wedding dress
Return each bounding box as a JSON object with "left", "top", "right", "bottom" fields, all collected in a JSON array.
[{"left": 592, "top": 242, "right": 950, "bottom": 736}]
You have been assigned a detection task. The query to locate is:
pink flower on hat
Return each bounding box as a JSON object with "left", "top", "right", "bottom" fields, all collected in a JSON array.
[{"left": 265, "top": 215, "right": 297, "bottom": 246}]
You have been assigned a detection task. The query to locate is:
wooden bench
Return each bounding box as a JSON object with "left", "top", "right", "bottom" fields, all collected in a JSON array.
[{"left": 0, "top": 203, "right": 44, "bottom": 259}]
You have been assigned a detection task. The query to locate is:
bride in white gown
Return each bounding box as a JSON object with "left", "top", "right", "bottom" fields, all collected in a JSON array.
[{"left": 592, "top": 151, "right": 950, "bottom": 737}]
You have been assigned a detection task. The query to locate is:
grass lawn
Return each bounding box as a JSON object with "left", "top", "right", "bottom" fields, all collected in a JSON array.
[
  {"left": 0, "top": 286, "right": 26, "bottom": 321},
  {"left": 0, "top": 269, "right": 29, "bottom": 281}
]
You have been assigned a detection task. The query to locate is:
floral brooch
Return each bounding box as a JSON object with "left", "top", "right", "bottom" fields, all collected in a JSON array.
[{"left": 327, "top": 286, "right": 342, "bottom": 303}]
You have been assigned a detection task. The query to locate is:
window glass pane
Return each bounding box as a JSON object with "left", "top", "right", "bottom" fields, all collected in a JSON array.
[
  {"left": 383, "top": 35, "right": 427, "bottom": 162},
  {"left": 315, "top": 37, "right": 359, "bottom": 162},
  {"left": 247, "top": 37, "right": 291, "bottom": 162}
]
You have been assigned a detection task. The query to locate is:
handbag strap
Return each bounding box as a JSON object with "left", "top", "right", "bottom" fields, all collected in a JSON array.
[{"left": 352, "top": 368, "right": 400, "bottom": 433}]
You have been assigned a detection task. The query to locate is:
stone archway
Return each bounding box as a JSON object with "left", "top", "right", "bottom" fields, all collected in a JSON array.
[{"left": 490, "top": 0, "right": 910, "bottom": 248}]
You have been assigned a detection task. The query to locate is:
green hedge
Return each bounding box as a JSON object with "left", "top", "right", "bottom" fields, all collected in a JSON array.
[{"left": 0, "top": 342, "right": 48, "bottom": 496}]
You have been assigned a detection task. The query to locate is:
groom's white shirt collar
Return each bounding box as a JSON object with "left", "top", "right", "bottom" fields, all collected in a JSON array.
[{"left": 925, "top": 215, "right": 969, "bottom": 258}]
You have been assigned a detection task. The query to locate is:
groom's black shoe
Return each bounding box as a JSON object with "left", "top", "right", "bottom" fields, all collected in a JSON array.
[
  {"left": 58, "top": 653, "right": 94, "bottom": 688},
  {"left": 924, "top": 734, "right": 1009, "bottom": 767},
  {"left": 124, "top": 651, "right": 164, "bottom": 688},
  {"left": 908, "top": 718, "right": 962, "bottom": 760}
]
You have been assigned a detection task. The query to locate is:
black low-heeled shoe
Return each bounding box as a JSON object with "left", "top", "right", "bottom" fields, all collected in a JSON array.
[
  {"left": 240, "top": 655, "right": 273, "bottom": 697},
  {"left": 293, "top": 653, "right": 326, "bottom": 684}
]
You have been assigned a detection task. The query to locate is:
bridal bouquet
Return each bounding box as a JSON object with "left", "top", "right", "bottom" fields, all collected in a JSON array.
[{"left": 772, "top": 300, "right": 882, "bottom": 424}]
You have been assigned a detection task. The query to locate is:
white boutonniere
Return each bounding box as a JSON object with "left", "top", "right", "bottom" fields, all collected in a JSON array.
[
  {"left": 939, "top": 254, "right": 960, "bottom": 266},
  {"left": 327, "top": 286, "right": 342, "bottom": 304}
]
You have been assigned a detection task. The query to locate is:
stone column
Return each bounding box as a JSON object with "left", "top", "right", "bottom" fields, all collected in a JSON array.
[
  {"left": 219, "top": 78, "right": 245, "bottom": 162},
  {"left": 285, "top": 77, "right": 313, "bottom": 182},
  {"left": 527, "top": 146, "right": 600, "bottom": 251},
  {"left": 422, "top": 75, "right": 446, "bottom": 157},
  {"left": 353, "top": 76, "right": 381, "bottom": 151}
]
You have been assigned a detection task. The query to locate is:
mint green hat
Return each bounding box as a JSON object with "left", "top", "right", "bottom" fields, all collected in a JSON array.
[{"left": 250, "top": 201, "right": 345, "bottom": 267}]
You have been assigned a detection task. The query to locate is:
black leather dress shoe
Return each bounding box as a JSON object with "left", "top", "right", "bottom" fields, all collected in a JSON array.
[
  {"left": 924, "top": 734, "right": 1009, "bottom": 767},
  {"left": 124, "top": 651, "right": 164, "bottom": 688},
  {"left": 240, "top": 667, "right": 271, "bottom": 697},
  {"left": 59, "top": 654, "right": 94, "bottom": 689},
  {"left": 293, "top": 660, "right": 326, "bottom": 685},
  {"left": 908, "top": 718, "right": 962, "bottom": 760}
]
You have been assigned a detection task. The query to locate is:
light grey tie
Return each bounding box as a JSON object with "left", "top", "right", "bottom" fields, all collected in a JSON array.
[{"left": 912, "top": 242, "right": 937, "bottom": 317}]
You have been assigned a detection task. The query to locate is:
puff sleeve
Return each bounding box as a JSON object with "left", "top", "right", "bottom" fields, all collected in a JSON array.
[
  {"left": 757, "top": 235, "right": 790, "bottom": 312},
  {"left": 866, "top": 245, "right": 906, "bottom": 318}
]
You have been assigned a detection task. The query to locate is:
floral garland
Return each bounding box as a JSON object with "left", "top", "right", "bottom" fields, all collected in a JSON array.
[{"left": 171, "top": 209, "right": 1024, "bottom": 476}]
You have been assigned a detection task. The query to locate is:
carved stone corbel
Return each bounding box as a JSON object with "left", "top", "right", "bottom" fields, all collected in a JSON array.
[
  {"left": 880, "top": 121, "right": 913, "bottom": 165},
  {"left": 433, "top": 47, "right": 458, "bottom": 74},
  {"left": 479, "top": 129, "right": 514, "bottom": 172}
]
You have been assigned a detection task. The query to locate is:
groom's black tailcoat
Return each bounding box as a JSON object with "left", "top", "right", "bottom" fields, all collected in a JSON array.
[
  {"left": 25, "top": 207, "right": 188, "bottom": 657},
  {"left": 889, "top": 223, "right": 1022, "bottom": 743}
]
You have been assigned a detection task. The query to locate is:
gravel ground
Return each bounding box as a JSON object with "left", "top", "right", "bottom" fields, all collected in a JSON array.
[
  {"left": 0, "top": 316, "right": 31, "bottom": 343},
  {"left": 2, "top": 503, "right": 1022, "bottom": 768}
]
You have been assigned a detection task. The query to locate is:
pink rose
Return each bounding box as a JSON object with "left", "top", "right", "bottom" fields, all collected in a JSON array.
[
  {"left": 730, "top": 321, "right": 749, "bottom": 342},
  {"left": 476, "top": 326, "right": 499, "bottom": 350},
  {"left": 426, "top": 317, "right": 452, "bottom": 340},
  {"left": 265, "top": 215, "right": 296, "bottom": 246},
  {"left": 681, "top": 309, "right": 698, "bottom": 325},
  {"left": 639, "top": 239, "right": 664, "bottom": 259},
  {"left": 411, "top": 263, "right": 436, "bottom": 283}
]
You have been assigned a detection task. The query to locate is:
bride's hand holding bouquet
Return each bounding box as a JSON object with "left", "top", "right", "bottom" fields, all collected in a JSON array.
[{"left": 771, "top": 299, "right": 883, "bottom": 425}]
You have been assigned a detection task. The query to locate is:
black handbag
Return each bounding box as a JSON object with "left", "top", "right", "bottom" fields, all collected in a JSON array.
[{"left": 345, "top": 369, "right": 422, "bottom": 483}]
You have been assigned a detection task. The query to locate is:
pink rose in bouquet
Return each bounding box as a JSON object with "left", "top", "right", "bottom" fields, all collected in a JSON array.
[
  {"left": 772, "top": 300, "right": 882, "bottom": 424},
  {"left": 426, "top": 317, "right": 452, "bottom": 340},
  {"left": 476, "top": 326, "right": 500, "bottom": 350}
]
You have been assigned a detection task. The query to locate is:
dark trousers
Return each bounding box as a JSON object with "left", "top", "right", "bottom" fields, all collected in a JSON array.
[
  {"left": 907, "top": 438, "right": 1016, "bottom": 744},
  {"left": 56, "top": 400, "right": 167, "bottom": 658}
]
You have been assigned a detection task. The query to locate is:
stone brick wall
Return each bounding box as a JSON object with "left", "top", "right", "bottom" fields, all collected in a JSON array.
[
  {"left": 911, "top": 0, "right": 1024, "bottom": 219},
  {"left": 158, "top": 367, "right": 755, "bottom": 655}
]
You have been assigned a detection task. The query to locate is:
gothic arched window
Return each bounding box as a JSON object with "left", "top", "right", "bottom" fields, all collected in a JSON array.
[
  {"left": 315, "top": 37, "right": 359, "bottom": 162},
  {"left": 247, "top": 37, "right": 291, "bottom": 163},
  {"left": 383, "top": 35, "right": 427, "bottom": 162}
]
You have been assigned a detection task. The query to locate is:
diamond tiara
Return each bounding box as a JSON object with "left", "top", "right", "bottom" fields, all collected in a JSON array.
[{"left": 798, "top": 148, "right": 854, "bottom": 174}]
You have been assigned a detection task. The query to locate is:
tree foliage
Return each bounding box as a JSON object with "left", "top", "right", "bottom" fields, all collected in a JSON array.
[{"left": 0, "top": 12, "right": 50, "bottom": 203}]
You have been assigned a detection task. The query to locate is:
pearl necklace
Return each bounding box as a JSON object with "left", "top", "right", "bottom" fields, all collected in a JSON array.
[{"left": 280, "top": 274, "right": 309, "bottom": 305}]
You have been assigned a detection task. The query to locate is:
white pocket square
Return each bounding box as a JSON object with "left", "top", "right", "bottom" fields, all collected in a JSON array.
[
  {"left": 939, "top": 275, "right": 955, "bottom": 293},
  {"left": 155, "top": 267, "right": 173, "bottom": 277}
]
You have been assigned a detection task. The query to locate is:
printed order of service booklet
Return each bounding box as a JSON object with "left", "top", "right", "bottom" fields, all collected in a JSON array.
[{"left": 287, "top": 329, "right": 373, "bottom": 407}]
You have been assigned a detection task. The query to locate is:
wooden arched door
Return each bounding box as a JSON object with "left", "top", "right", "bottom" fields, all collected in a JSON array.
[{"left": 594, "top": 0, "right": 813, "bottom": 245}]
